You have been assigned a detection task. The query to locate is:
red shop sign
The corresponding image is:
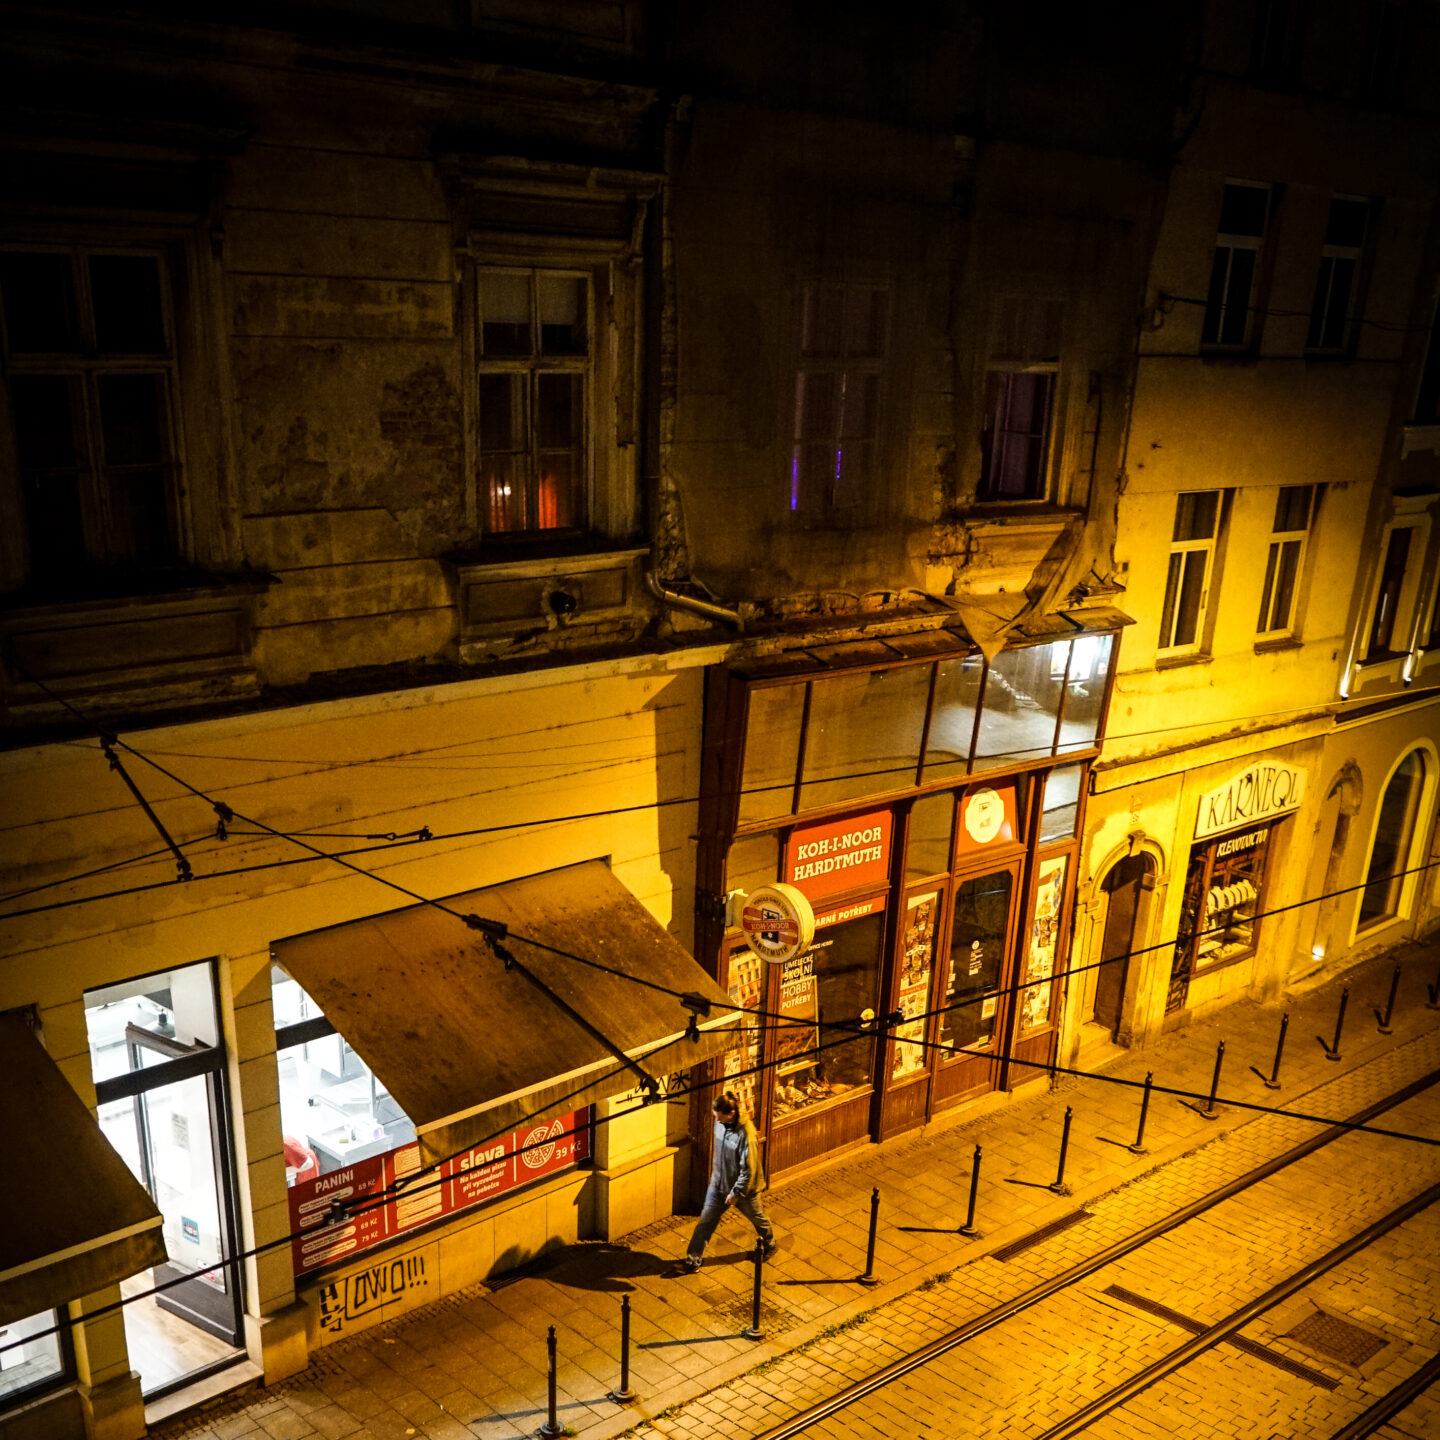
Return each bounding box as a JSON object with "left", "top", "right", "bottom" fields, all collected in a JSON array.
[
  {"left": 288, "top": 1108, "right": 591, "bottom": 1277},
  {"left": 785, "top": 809, "right": 892, "bottom": 902},
  {"left": 955, "top": 784, "right": 1017, "bottom": 857}
]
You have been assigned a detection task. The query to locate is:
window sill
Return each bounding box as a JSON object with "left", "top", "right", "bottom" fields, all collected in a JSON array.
[
  {"left": 1154, "top": 651, "right": 1213, "bottom": 671},
  {"left": 961, "top": 503, "right": 1085, "bottom": 527},
  {"left": 1253, "top": 636, "right": 1303, "bottom": 656}
]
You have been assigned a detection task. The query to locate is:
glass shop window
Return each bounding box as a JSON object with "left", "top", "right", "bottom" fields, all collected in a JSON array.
[
  {"left": 83, "top": 960, "right": 219, "bottom": 1084},
  {"left": 799, "top": 666, "right": 930, "bottom": 810},
  {"left": 0, "top": 1309, "right": 67, "bottom": 1404},
  {"left": 772, "top": 909, "right": 884, "bottom": 1120},
  {"left": 1018, "top": 855, "right": 1069, "bottom": 1032},
  {"left": 723, "top": 946, "right": 764, "bottom": 1126},
  {"left": 272, "top": 966, "right": 416, "bottom": 1186},
  {"left": 925, "top": 653, "right": 983, "bottom": 780},
  {"left": 738, "top": 684, "right": 805, "bottom": 824},
  {"left": 1189, "top": 827, "right": 1270, "bottom": 970},
  {"left": 973, "top": 646, "right": 1064, "bottom": 768},
  {"left": 1039, "top": 765, "right": 1083, "bottom": 843},
  {"left": 1057, "top": 633, "right": 1113, "bottom": 751},
  {"left": 940, "top": 870, "right": 1014, "bottom": 1054},
  {"left": 906, "top": 791, "right": 955, "bottom": 881},
  {"left": 1358, "top": 750, "right": 1427, "bottom": 928},
  {"left": 726, "top": 832, "right": 781, "bottom": 897}
]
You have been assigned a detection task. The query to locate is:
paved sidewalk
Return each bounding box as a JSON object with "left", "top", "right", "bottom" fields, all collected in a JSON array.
[{"left": 155, "top": 939, "right": 1440, "bottom": 1440}]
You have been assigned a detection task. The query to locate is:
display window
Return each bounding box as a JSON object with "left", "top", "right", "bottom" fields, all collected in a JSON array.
[
  {"left": 1019, "top": 854, "right": 1069, "bottom": 1033},
  {"left": 940, "top": 869, "right": 1015, "bottom": 1055},
  {"left": 0, "top": 1308, "right": 69, "bottom": 1406},
  {"left": 892, "top": 890, "right": 940, "bottom": 1079}
]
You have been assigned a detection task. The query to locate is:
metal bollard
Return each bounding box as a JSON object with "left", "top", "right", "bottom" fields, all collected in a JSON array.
[
  {"left": 608, "top": 1295, "right": 636, "bottom": 1404},
  {"left": 539, "top": 1325, "right": 563, "bottom": 1438},
  {"left": 1376, "top": 965, "right": 1401, "bottom": 1035},
  {"left": 859, "top": 1187, "right": 881, "bottom": 1287},
  {"left": 1263, "top": 1013, "right": 1289, "bottom": 1090},
  {"left": 1127, "top": 1073, "right": 1153, "bottom": 1155},
  {"left": 1049, "top": 1106, "right": 1073, "bottom": 1195},
  {"left": 959, "top": 1144, "right": 983, "bottom": 1238},
  {"left": 1201, "top": 1040, "right": 1225, "bottom": 1119},
  {"left": 1324, "top": 986, "right": 1349, "bottom": 1061},
  {"left": 741, "top": 1238, "right": 765, "bottom": 1340}
]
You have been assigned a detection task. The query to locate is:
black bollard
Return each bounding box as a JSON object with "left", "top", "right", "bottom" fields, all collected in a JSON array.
[
  {"left": 1263, "top": 1013, "right": 1289, "bottom": 1090},
  {"left": 1127, "top": 1073, "right": 1153, "bottom": 1155},
  {"left": 959, "top": 1144, "right": 983, "bottom": 1238},
  {"left": 1324, "top": 986, "right": 1349, "bottom": 1061},
  {"left": 1049, "top": 1106, "right": 1073, "bottom": 1195},
  {"left": 1376, "top": 965, "right": 1401, "bottom": 1035},
  {"left": 1201, "top": 1040, "right": 1225, "bottom": 1119},
  {"left": 741, "top": 1238, "right": 765, "bottom": 1340},
  {"left": 608, "top": 1295, "right": 636, "bottom": 1404},
  {"left": 859, "top": 1187, "right": 881, "bottom": 1287},
  {"left": 539, "top": 1325, "right": 563, "bottom": 1438}
]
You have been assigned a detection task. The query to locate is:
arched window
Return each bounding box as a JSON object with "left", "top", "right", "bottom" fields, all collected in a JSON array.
[{"left": 1358, "top": 751, "right": 1427, "bottom": 928}]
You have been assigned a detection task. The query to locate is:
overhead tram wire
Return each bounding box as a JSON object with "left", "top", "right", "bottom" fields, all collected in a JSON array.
[{"left": 9, "top": 983, "right": 1440, "bottom": 1367}]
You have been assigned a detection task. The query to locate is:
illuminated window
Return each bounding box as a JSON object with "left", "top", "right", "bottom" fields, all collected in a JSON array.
[
  {"left": 1159, "top": 490, "right": 1221, "bottom": 654},
  {"left": 1202, "top": 183, "right": 1271, "bottom": 349},
  {"left": 1308, "top": 198, "right": 1369, "bottom": 353},
  {"left": 791, "top": 284, "right": 888, "bottom": 517},
  {"left": 1257, "top": 485, "right": 1315, "bottom": 638},
  {"left": 476, "top": 268, "right": 589, "bottom": 533},
  {"left": 978, "top": 295, "right": 1062, "bottom": 502},
  {"left": 0, "top": 247, "right": 182, "bottom": 586}
]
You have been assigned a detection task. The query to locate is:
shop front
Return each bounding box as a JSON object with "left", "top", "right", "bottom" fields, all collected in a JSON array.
[{"left": 695, "top": 620, "right": 1123, "bottom": 1181}]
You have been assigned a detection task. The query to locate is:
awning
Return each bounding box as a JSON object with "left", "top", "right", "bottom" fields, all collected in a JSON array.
[
  {"left": 272, "top": 861, "right": 742, "bottom": 1167},
  {"left": 0, "top": 1015, "right": 166, "bottom": 1327}
]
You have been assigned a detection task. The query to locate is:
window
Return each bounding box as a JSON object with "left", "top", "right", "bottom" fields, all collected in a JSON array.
[
  {"left": 1366, "top": 526, "right": 1413, "bottom": 658},
  {"left": 1426, "top": 561, "right": 1440, "bottom": 650},
  {"left": 476, "top": 267, "right": 590, "bottom": 533},
  {"left": 1250, "top": 0, "right": 1304, "bottom": 85},
  {"left": 1360, "top": 0, "right": 1408, "bottom": 104},
  {"left": 1202, "top": 183, "right": 1271, "bottom": 349},
  {"left": 1257, "top": 485, "right": 1315, "bottom": 637},
  {"left": 0, "top": 247, "right": 182, "bottom": 584},
  {"left": 1358, "top": 750, "right": 1427, "bottom": 927},
  {"left": 791, "top": 283, "right": 888, "bottom": 517},
  {"left": 1159, "top": 490, "right": 1221, "bottom": 653},
  {"left": 0, "top": 1309, "right": 68, "bottom": 1405},
  {"left": 977, "top": 295, "right": 1063, "bottom": 502},
  {"left": 1414, "top": 297, "right": 1440, "bottom": 425},
  {"left": 1308, "top": 198, "right": 1369, "bottom": 352}
]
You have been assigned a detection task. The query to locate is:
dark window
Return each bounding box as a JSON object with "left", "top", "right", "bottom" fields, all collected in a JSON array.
[
  {"left": 1257, "top": 485, "right": 1315, "bottom": 636},
  {"left": 1308, "top": 199, "right": 1369, "bottom": 352},
  {"left": 1366, "top": 526, "right": 1412, "bottom": 657},
  {"left": 0, "top": 248, "right": 180, "bottom": 584},
  {"left": 477, "top": 268, "right": 589, "bottom": 533},
  {"left": 1159, "top": 491, "right": 1221, "bottom": 651},
  {"left": 1250, "top": 0, "right": 1304, "bottom": 85},
  {"left": 1203, "top": 184, "right": 1270, "bottom": 349},
  {"left": 1414, "top": 298, "right": 1440, "bottom": 425},
  {"left": 978, "top": 371, "right": 1054, "bottom": 501},
  {"left": 791, "top": 284, "right": 888, "bottom": 517},
  {"left": 1358, "top": 751, "right": 1426, "bottom": 926},
  {"left": 1360, "top": 0, "right": 1408, "bottom": 104}
]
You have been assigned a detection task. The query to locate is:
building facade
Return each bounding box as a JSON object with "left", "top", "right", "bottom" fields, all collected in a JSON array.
[{"left": 0, "top": 4, "right": 1437, "bottom": 1438}]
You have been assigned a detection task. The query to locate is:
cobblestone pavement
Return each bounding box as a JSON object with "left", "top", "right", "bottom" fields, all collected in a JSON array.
[{"left": 153, "top": 941, "right": 1440, "bottom": 1440}]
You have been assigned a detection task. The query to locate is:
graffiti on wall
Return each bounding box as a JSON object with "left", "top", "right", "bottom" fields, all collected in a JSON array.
[{"left": 317, "top": 1251, "right": 430, "bottom": 1335}]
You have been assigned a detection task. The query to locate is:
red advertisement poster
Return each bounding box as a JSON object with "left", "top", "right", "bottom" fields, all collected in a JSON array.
[
  {"left": 785, "top": 809, "right": 892, "bottom": 902},
  {"left": 289, "top": 1108, "right": 591, "bottom": 1277}
]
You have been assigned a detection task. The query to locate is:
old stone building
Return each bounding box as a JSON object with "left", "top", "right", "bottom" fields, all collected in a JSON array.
[{"left": 0, "top": 3, "right": 1435, "bottom": 1436}]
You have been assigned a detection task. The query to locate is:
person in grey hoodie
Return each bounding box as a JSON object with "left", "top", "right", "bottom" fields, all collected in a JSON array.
[{"left": 683, "top": 1091, "right": 776, "bottom": 1271}]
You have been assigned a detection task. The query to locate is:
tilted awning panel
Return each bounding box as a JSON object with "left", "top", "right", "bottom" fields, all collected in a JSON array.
[
  {"left": 273, "top": 861, "right": 741, "bottom": 1167},
  {"left": 0, "top": 1015, "right": 166, "bottom": 1327}
]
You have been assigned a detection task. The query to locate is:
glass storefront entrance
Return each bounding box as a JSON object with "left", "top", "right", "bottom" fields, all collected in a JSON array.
[{"left": 85, "top": 962, "right": 245, "bottom": 1398}]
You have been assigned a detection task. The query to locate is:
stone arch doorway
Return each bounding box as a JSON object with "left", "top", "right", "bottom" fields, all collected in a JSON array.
[{"left": 1094, "top": 851, "right": 1156, "bottom": 1039}]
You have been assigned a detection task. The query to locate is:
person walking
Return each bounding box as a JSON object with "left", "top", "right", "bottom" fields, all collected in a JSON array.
[{"left": 683, "top": 1090, "right": 777, "bottom": 1272}]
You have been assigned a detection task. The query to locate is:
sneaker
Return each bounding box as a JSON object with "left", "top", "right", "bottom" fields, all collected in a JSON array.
[
  {"left": 683, "top": 1256, "right": 702, "bottom": 1272},
  {"left": 761, "top": 1236, "right": 780, "bottom": 1261}
]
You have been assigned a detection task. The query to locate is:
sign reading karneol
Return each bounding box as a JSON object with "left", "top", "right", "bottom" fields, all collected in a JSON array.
[{"left": 1194, "top": 760, "right": 1306, "bottom": 842}]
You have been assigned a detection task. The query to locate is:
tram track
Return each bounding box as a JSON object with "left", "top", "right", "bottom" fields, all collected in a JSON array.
[{"left": 751, "top": 1064, "right": 1440, "bottom": 1440}]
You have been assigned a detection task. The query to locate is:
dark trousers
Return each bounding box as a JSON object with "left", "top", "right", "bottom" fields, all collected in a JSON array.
[{"left": 686, "top": 1184, "right": 773, "bottom": 1262}]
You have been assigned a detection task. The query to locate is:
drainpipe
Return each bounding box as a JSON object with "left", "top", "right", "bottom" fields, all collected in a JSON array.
[{"left": 645, "top": 572, "right": 746, "bottom": 632}]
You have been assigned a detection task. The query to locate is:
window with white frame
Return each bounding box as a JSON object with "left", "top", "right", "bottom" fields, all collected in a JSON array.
[
  {"left": 1307, "top": 197, "right": 1370, "bottom": 353},
  {"left": 1159, "top": 490, "right": 1221, "bottom": 654},
  {"left": 475, "top": 267, "right": 591, "bottom": 534},
  {"left": 977, "top": 295, "right": 1063, "bottom": 503},
  {"left": 791, "top": 283, "right": 888, "bottom": 517},
  {"left": 1256, "top": 485, "right": 1316, "bottom": 638},
  {"left": 0, "top": 246, "right": 183, "bottom": 585},
  {"left": 1365, "top": 525, "right": 1414, "bottom": 658},
  {"left": 1202, "top": 182, "right": 1271, "bottom": 349}
]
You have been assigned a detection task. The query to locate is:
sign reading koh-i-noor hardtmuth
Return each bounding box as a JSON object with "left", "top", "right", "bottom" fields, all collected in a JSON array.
[{"left": 1194, "top": 759, "right": 1306, "bottom": 842}]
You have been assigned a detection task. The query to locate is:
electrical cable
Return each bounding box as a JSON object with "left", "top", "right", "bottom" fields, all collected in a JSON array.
[{"left": 1159, "top": 290, "right": 1437, "bottom": 335}]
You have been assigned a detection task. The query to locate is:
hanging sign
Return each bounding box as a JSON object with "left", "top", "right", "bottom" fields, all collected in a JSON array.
[
  {"left": 1194, "top": 761, "right": 1306, "bottom": 841},
  {"left": 785, "top": 809, "right": 893, "bottom": 902},
  {"left": 741, "top": 882, "right": 816, "bottom": 964}
]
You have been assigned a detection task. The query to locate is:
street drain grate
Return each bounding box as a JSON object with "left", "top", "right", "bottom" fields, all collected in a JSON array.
[
  {"left": 993, "top": 1210, "right": 1090, "bottom": 1261},
  {"left": 1284, "top": 1311, "right": 1388, "bottom": 1367},
  {"left": 713, "top": 1295, "right": 804, "bottom": 1340}
]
